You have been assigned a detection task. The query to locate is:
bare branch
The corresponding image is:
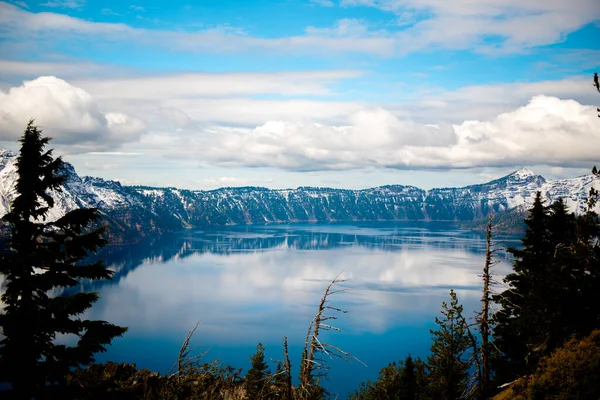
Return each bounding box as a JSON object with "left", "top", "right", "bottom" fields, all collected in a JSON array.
[{"left": 298, "top": 270, "right": 365, "bottom": 398}]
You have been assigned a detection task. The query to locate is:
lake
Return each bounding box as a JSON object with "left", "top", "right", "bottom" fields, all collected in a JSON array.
[{"left": 75, "top": 221, "right": 519, "bottom": 398}]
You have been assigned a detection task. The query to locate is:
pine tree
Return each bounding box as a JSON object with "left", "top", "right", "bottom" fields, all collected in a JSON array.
[
  {"left": 493, "top": 190, "right": 600, "bottom": 384},
  {"left": 349, "top": 355, "right": 431, "bottom": 400},
  {"left": 492, "top": 192, "right": 551, "bottom": 381},
  {"left": 413, "top": 357, "right": 430, "bottom": 400},
  {"left": 0, "top": 121, "right": 127, "bottom": 398},
  {"left": 399, "top": 354, "right": 417, "bottom": 400},
  {"left": 427, "top": 290, "right": 470, "bottom": 400},
  {"left": 246, "top": 342, "right": 270, "bottom": 399},
  {"left": 556, "top": 188, "right": 600, "bottom": 342}
]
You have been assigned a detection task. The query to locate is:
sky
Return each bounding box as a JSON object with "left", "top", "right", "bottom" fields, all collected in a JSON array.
[{"left": 0, "top": 0, "right": 599, "bottom": 190}]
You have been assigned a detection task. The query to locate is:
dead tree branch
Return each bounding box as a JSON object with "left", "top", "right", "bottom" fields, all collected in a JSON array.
[{"left": 299, "top": 271, "right": 365, "bottom": 398}]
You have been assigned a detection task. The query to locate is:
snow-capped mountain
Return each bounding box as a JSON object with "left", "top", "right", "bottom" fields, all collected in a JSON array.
[{"left": 0, "top": 150, "right": 598, "bottom": 243}]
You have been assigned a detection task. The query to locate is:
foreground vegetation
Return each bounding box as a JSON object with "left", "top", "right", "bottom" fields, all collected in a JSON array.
[{"left": 1, "top": 121, "right": 599, "bottom": 399}]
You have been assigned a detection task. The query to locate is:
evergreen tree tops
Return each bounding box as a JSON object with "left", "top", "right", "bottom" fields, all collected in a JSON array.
[
  {"left": 246, "top": 342, "right": 270, "bottom": 400},
  {"left": 493, "top": 189, "right": 600, "bottom": 382},
  {"left": 349, "top": 354, "right": 428, "bottom": 400},
  {"left": 0, "top": 121, "right": 127, "bottom": 398},
  {"left": 427, "top": 289, "right": 471, "bottom": 400}
]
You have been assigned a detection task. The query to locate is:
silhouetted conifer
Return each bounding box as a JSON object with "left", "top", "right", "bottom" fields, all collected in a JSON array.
[
  {"left": 399, "top": 354, "right": 417, "bottom": 400},
  {"left": 0, "top": 121, "right": 127, "bottom": 398},
  {"left": 427, "top": 290, "right": 470, "bottom": 400},
  {"left": 492, "top": 192, "right": 550, "bottom": 381},
  {"left": 493, "top": 190, "right": 600, "bottom": 385},
  {"left": 246, "top": 342, "right": 270, "bottom": 399}
]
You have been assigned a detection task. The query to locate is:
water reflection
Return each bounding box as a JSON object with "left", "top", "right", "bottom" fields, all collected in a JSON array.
[{"left": 73, "top": 222, "right": 518, "bottom": 397}]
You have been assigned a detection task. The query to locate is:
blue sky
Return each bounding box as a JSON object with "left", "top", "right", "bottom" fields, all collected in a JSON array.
[{"left": 0, "top": 0, "right": 599, "bottom": 189}]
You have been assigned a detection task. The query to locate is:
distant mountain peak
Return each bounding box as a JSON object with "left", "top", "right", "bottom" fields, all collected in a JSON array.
[
  {"left": 511, "top": 167, "right": 535, "bottom": 176},
  {"left": 509, "top": 167, "right": 536, "bottom": 180}
]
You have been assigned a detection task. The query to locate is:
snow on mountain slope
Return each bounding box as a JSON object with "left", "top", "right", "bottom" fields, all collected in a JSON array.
[
  {"left": 543, "top": 174, "right": 600, "bottom": 214},
  {"left": 0, "top": 149, "right": 598, "bottom": 243},
  {"left": 0, "top": 150, "right": 18, "bottom": 218},
  {"left": 0, "top": 150, "right": 146, "bottom": 222}
]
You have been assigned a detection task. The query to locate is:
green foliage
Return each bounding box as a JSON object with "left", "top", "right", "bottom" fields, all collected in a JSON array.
[
  {"left": 246, "top": 342, "right": 271, "bottom": 400},
  {"left": 399, "top": 354, "right": 418, "bottom": 399},
  {"left": 66, "top": 361, "right": 246, "bottom": 400},
  {"left": 427, "top": 290, "right": 471, "bottom": 400},
  {"left": 349, "top": 355, "right": 429, "bottom": 400},
  {"left": 0, "top": 121, "right": 127, "bottom": 398},
  {"left": 65, "top": 362, "right": 162, "bottom": 400},
  {"left": 272, "top": 336, "right": 293, "bottom": 400},
  {"left": 492, "top": 190, "right": 600, "bottom": 383}
]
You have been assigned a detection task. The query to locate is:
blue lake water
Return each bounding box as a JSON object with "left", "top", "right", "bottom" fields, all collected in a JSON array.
[{"left": 76, "top": 221, "right": 519, "bottom": 397}]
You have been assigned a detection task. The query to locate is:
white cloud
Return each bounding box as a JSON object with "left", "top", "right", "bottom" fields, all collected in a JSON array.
[
  {"left": 385, "top": 76, "right": 599, "bottom": 124},
  {"left": 67, "top": 71, "right": 595, "bottom": 131},
  {"left": 305, "top": 18, "right": 375, "bottom": 37},
  {"left": 73, "top": 70, "right": 364, "bottom": 99},
  {"left": 1, "top": 75, "right": 597, "bottom": 175},
  {"left": 0, "top": 59, "right": 132, "bottom": 80},
  {"left": 341, "top": 0, "right": 600, "bottom": 53},
  {"left": 150, "top": 95, "right": 599, "bottom": 171},
  {"left": 3, "top": 0, "right": 594, "bottom": 57},
  {"left": 90, "top": 97, "right": 366, "bottom": 129},
  {"left": 100, "top": 8, "right": 122, "bottom": 16},
  {"left": 63, "top": 70, "right": 366, "bottom": 130},
  {"left": 196, "top": 176, "right": 274, "bottom": 187},
  {"left": 0, "top": 2, "right": 397, "bottom": 57},
  {"left": 11, "top": 0, "right": 28, "bottom": 8},
  {"left": 0, "top": 76, "right": 145, "bottom": 152},
  {"left": 40, "top": 0, "right": 85, "bottom": 9},
  {"left": 309, "top": 0, "right": 335, "bottom": 6}
]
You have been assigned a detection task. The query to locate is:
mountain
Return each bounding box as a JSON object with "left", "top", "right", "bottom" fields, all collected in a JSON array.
[{"left": 0, "top": 150, "right": 598, "bottom": 243}]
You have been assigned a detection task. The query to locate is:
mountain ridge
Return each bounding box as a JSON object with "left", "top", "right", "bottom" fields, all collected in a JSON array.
[{"left": 0, "top": 149, "right": 598, "bottom": 243}]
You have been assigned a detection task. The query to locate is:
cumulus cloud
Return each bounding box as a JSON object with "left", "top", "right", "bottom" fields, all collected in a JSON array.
[
  {"left": 0, "top": 76, "right": 145, "bottom": 152},
  {"left": 1, "top": 76, "right": 597, "bottom": 173},
  {"left": 69, "top": 72, "right": 595, "bottom": 130},
  {"left": 400, "top": 76, "right": 599, "bottom": 123},
  {"left": 165, "top": 95, "right": 598, "bottom": 171}
]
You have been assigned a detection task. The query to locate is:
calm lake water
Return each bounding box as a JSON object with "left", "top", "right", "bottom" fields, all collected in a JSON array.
[{"left": 75, "top": 221, "right": 519, "bottom": 397}]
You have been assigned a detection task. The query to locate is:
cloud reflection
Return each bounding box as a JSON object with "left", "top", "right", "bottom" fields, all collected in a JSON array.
[{"left": 79, "top": 222, "right": 516, "bottom": 341}]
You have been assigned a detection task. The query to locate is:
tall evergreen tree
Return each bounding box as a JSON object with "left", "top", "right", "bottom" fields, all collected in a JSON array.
[
  {"left": 399, "top": 354, "right": 418, "bottom": 400},
  {"left": 246, "top": 342, "right": 270, "bottom": 399},
  {"left": 555, "top": 188, "right": 600, "bottom": 342},
  {"left": 428, "top": 290, "right": 470, "bottom": 400},
  {"left": 493, "top": 190, "right": 600, "bottom": 384},
  {"left": 492, "top": 192, "right": 551, "bottom": 381},
  {"left": 413, "top": 357, "right": 430, "bottom": 400},
  {"left": 0, "top": 121, "right": 127, "bottom": 398}
]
